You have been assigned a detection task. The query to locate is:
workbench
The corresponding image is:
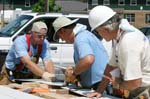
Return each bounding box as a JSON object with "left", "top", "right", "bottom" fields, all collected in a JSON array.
[{"left": 1, "top": 82, "right": 120, "bottom": 99}]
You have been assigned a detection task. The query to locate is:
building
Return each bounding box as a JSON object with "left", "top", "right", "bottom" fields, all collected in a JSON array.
[
  {"left": 0, "top": 0, "right": 38, "bottom": 27},
  {"left": 0, "top": 0, "right": 38, "bottom": 10},
  {"left": 55, "top": 0, "right": 87, "bottom": 13},
  {"left": 88, "top": 0, "right": 150, "bottom": 28},
  {"left": 0, "top": 0, "right": 88, "bottom": 27},
  {"left": 0, "top": 0, "right": 88, "bottom": 13}
]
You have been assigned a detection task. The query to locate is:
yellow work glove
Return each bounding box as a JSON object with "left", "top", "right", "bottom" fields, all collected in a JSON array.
[
  {"left": 42, "top": 72, "right": 55, "bottom": 82},
  {"left": 65, "top": 66, "right": 78, "bottom": 84}
]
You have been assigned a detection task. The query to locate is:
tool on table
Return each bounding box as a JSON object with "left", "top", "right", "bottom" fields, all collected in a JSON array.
[
  {"left": 52, "top": 74, "right": 65, "bottom": 82},
  {"left": 51, "top": 67, "right": 65, "bottom": 82},
  {"left": 23, "top": 88, "right": 50, "bottom": 93}
]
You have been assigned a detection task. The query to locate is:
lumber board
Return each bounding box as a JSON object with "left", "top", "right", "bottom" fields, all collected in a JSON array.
[
  {"left": 0, "top": 86, "right": 44, "bottom": 99},
  {"left": 36, "top": 92, "right": 77, "bottom": 99}
]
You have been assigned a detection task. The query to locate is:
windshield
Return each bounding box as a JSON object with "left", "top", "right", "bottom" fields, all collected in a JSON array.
[{"left": 0, "top": 15, "right": 33, "bottom": 37}]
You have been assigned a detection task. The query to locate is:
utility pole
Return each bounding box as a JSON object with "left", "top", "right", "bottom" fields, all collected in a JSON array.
[
  {"left": 2, "top": 0, "right": 5, "bottom": 27},
  {"left": 45, "top": 0, "right": 49, "bottom": 12}
]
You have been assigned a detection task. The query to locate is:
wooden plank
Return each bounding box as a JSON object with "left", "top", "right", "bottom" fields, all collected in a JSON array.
[
  {"left": 0, "top": 86, "right": 44, "bottom": 99},
  {"left": 36, "top": 92, "right": 77, "bottom": 99},
  {"left": 15, "top": 79, "right": 65, "bottom": 86},
  {"left": 6, "top": 83, "right": 74, "bottom": 99}
]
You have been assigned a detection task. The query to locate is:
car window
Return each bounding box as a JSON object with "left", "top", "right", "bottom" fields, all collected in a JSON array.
[
  {"left": 19, "top": 16, "right": 92, "bottom": 44},
  {"left": 139, "top": 27, "right": 147, "bottom": 35},
  {"left": 0, "top": 15, "right": 33, "bottom": 37},
  {"left": 19, "top": 17, "right": 55, "bottom": 39},
  {"left": 45, "top": 18, "right": 56, "bottom": 42},
  {"left": 146, "top": 28, "right": 150, "bottom": 36},
  {"left": 76, "top": 18, "right": 91, "bottom": 31},
  {"left": 140, "top": 27, "right": 150, "bottom": 36}
]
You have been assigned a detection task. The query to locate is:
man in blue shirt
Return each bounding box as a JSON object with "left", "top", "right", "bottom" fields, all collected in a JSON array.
[
  {"left": 0, "top": 21, "right": 54, "bottom": 84},
  {"left": 53, "top": 16, "right": 108, "bottom": 89}
]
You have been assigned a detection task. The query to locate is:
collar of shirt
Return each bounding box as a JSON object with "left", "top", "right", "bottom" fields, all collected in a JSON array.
[{"left": 73, "top": 23, "right": 87, "bottom": 36}]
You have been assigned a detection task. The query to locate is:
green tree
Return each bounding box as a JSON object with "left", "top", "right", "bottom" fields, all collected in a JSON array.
[{"left": 32, "top": 0, "right": 61, "bottom": 12}]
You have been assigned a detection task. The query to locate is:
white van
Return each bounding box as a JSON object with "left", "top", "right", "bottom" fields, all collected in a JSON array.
[{"left": 0, "top": 12, "right": 111, "bottom": 70}]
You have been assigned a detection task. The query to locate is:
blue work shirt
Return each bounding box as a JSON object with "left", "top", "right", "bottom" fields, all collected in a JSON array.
[
  {"left": 5, "top": 34, "right": 51, "bottom": 71},
  {"left": 74, "top": 24, "right": 108, "bottom": 87}
]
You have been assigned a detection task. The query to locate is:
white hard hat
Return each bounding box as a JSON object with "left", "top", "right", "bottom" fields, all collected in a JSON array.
[{"left": 89, "top": 5, "right": 116, "bottom": 31}]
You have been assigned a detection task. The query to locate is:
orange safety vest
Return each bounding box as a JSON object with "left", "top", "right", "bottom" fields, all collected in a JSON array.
[{"left": 16, "top": 34, "right": 42, "bottom": 71}]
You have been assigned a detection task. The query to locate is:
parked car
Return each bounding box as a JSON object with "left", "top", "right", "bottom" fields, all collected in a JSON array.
[
  {"left": 0, "top": 12, "right": 111, "bottom": 70},
  {"left": 139, "top": 26, "right": 150, "bottom": 41}
]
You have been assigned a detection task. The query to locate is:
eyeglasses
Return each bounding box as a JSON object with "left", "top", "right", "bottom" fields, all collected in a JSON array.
[
  {"left": 33, "top": 32, "right": 46, "bottom": 39},
  {"left": 37, "top": 34, "right": 46, "bottom": 39}
]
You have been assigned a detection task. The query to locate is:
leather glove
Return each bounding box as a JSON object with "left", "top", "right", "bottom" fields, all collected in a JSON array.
[
  {"left": 65, "top": 66, "right": 78, "bottom": 84},
  {"left": 42, "top": 72, "right": 55, "bottom": 82},
  {"left": 65, "top": 66, "right": 73, "bottom": 77}
]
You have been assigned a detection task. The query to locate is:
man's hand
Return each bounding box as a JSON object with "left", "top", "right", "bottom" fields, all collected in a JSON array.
[
  {"left": 42, "top": 72, "right": 55, "bottom": 82},
  {"left": 86, "top": 92, "right": 102, "bottom": 98}
]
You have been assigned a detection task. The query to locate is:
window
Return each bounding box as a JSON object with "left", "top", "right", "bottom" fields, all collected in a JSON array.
[
  {"left": 124, "top": 14, "right": 135, "bottom": 22},
  {"left": 146, "top": 14, "right": 150, "bottom": 24},
  {"left": 92, "top": 0, "right": 98, "bottom": 5},
  {"left": 118, "top": 0, "right": 125, "bottom": 6},
  {"left": 130, "top": 0, "right": 137, "bottom": 6},
  {"left": 103, "top": 0, "right": 110, "bottom": 5},
  {"left": 146, "top": 0, "right": 150, "bottom": 5},
  {"left": 0, "top": 15, "right": 33, "bottom": 37},
  {"left": 25, "top": 0, "right": 30, "bottom": 7}
]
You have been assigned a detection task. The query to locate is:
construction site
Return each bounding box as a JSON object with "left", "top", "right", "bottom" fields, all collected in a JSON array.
[{"left": 0, "top": 0, "right": 150, "bottom": 99}]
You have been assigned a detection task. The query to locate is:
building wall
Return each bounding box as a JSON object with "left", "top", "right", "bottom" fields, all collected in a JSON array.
[
  {"left": 123, "top": 10, "right": 150, "bottom": 28},
  {"left": 13, "top": 0, "right": 38, "bottom": 10},
  {"left": 55, "top": 0, "right": 87, "bottom": 13},
  {"left": 0, "top": 0, "right": 38, "bottom": 10}
]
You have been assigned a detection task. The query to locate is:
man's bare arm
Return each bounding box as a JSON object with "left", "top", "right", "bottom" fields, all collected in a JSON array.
[
  {"left": 96, "top": 64, "right": 116, "bottom": 93},
  {"left": 20, "top": 56, "right": 44, "bottom": 77}
]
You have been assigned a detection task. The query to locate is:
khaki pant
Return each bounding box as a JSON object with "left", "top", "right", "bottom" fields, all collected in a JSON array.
[
  {"left": 0, "top": 64, "right": 40, "bottom": 85},
  {"left": 0, "top": 64, "right": 12, "bottom": 85}
]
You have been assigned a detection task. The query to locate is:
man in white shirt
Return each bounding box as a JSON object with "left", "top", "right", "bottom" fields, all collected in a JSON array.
[{"left": 87, "top": 5, "right": 150, "bottom": 98}]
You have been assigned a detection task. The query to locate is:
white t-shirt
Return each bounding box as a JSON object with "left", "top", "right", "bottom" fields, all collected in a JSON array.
[{"left": 109, "top": 19, "right": 150, "bottom": 86}]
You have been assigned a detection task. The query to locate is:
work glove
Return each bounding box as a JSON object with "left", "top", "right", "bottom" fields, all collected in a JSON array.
[
  {"left": 65, "top": 66, "right": 78, "bottom": 84},
  {"left": 42, "top": 72, "right": 55, "bottom": 82}
]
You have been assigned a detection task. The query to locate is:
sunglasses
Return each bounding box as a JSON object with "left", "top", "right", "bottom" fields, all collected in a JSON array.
[
  {"left": 37, "top": 34, "right": 46, "bottom": 38},
  {"left": 34, "top": 32, "right": 46, "bottom": 39}
]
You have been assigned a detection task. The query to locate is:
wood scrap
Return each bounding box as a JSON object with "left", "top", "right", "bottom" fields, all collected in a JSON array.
[
  {"left": 31, "top": 88, "right": 50, "bottom": 93},
  {"left": 0, "top": 86, "right": 44, "bottom": 99},
  {"left": 7, "top": 83, "right": 27, "bottom": 89},
  {"left": 22, "top": 82, "right": 49, "bottom": 89},
  {"left": 7, "top": 82, "right": 70, "bottom": 99},
  {"left": 36, "top": 92, "right": 76, "bottom": 99}
]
